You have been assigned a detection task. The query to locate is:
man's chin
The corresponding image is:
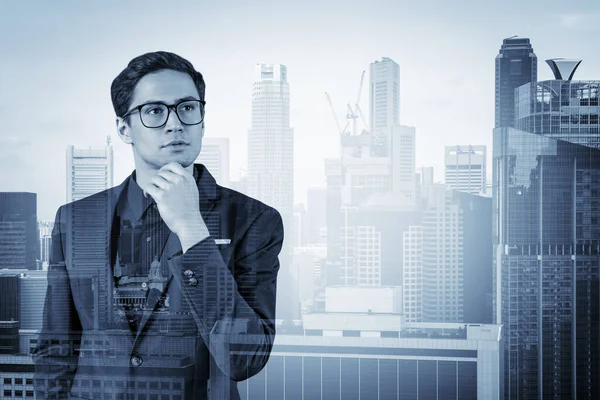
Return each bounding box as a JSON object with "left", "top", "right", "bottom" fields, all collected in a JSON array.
[{"left": 160, "top": 157, "right": 194, "bottom": 169}]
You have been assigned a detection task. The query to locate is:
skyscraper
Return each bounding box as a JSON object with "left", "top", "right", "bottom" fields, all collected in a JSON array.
[
  {"left": 417, "top": 185, "right": 493, "bottom": 324},
  {"left": 195, "top": 137, "right": 230, "bottom": 187},
  {"left": 38, "top": 220, "right": 54, "bottom": 269},
  {"left": 305, "top": 188, "right": 326, "bottom": 245},
  {"left": 391, "top": 125, "right": 416, "bottom": 202},
  {"left": 494, "top": 60, "right": 600, "bottom": 398},
  {"left": 445, "top": 145, "right": 487, "bottom": 195},
  {"left": 66, "top": 136, "right": 114, "bottom": 203},
  {"left": 369, "top": 57, "right": 400, "bottom": 156},
  {"left": 247, "top": 63, "right": 295, "bottom": 319},
  {"left": 0, "top": 192, "right": 37, "bottom": 270},
  {"left": 515, "top": 59, "right": 599, "bottom": 149},
  {"left": 495, "top": 37, "right": 537, "bottom": 128},
  {"left": 324, "top": 133, "right": 391, "bottom": 286},
  {"left": 402, "top": 225, "right": 423, "bottom": 322}
]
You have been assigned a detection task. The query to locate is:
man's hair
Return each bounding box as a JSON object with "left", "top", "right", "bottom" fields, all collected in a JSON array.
[{"left": 111, "top": 51, "right": 205, "bottom": 118}]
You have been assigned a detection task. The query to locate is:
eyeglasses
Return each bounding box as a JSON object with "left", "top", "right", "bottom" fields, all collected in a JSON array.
[{"left": 123, "top": 99, "right": 206, "bottom": 128}]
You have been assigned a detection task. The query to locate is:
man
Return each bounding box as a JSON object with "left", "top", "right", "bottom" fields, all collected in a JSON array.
[{"left": 34, "top": 51, "right": 284, "bottom": 399}]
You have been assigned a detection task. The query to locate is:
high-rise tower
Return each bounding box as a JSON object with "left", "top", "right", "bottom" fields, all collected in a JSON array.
[
  {"left": 495, "top": 37, "right": 537, "bottom": 128},
  {"left": 66, "top": 136, "right": 114, "bottom": 203},
  {"left": 247, "top": 63, "right": 295, "bottom": 319},
  {"left": 369, "top": 57, "right": 400, "bottom": 156},
  {"left": 494, "top": 59, "right": 600, "bottom": 399}
]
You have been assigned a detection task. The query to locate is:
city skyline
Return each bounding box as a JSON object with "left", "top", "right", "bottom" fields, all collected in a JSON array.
[
  {"left": 2, "top": 2, "right": 600, "bottom": 397},
  {"left": 1, "top": 0, "right": 599, "bottom": 220}
]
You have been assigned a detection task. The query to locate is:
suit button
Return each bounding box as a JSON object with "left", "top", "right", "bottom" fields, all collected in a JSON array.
[
  {"left": 130, "top": 355, "right": 143, "bottom": 367},
  {"left": 183, "top": 269, "right": 194, "bottom": 278},
  {"left": 188, "top": 277, "right": 198, "bottom": 287}
]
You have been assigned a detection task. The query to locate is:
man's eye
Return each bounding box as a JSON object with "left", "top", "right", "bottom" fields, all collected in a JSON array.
[
  {"left": 145, "top": 107, "right": 163, "bottom": 115},
  {"left": 181, "top": 104, "right": 196, "bottom": 112}
]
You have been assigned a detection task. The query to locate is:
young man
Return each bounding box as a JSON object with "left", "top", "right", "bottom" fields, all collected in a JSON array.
[{"left": 34, "top": 51, "right": 284, "bottom": 400}]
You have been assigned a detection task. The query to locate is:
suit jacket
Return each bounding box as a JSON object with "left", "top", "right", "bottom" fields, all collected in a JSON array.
[{"left": 33, "top": 163, "right": 284, "bottom": 400}]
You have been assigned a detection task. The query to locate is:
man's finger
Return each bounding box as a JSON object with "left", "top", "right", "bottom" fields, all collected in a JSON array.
[
  {"left": 142, "top": 183, "right": 161, "bottom": 200},
  {"left": 152, "top": 174, "right": 172, "bottom": 189},
  {"left": 157, "top": 169, "right": 181, "bottom": 184},
  {"left": 160, "top": 162, "right": 188, "bottom": 177}
]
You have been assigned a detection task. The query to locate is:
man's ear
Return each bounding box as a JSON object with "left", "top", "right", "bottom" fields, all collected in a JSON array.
[{"left": 116, "top": 117, "right": 133, "bottom": 145}]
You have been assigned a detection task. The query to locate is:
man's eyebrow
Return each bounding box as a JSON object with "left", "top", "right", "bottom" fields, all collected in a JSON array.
[{"left": 141, "top": 96, "right": 199, "bottom": 104}]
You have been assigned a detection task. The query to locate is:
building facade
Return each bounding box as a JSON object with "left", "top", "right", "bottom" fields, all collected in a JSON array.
[
  {"left": 66, "top": 136, "right": 114, "bottom": 203},
  {"left": 515, "top": 78, "right": 600, "bottom": 149},
  {"left": 234, "top": 321, "right": 503, "bottom": 400},
  {"left": 494, "top": 59, "right": 600, "bottom": 398},
  {"left": 493, "top": 128, "right": 600, "bottom": 399},
  {"left": 0, "top": 192, "right": 37, "bottom": 270},
  {"left": 369, "top": 57, "right": 400, "bottom": 156},
  {"left": 195, "top": 137, "right": 230, "bottom": 187},
  {"left": 495, "top": 37, "right": 537, "bottom": 129},
  {"left": 445, "top": 145, "right": 487, "bottom": 195},
  {"left": 247, "top": 63, "right": 295, "bottom": 319}
]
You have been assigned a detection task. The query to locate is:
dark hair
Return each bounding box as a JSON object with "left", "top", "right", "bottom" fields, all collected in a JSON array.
[{"left": 111, "top": 51, "right": 205, "bottom": 118}]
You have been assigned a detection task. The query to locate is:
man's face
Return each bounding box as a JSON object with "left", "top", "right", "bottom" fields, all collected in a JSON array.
[{"left": 116, "top": 69, "right": 204, "bottom": 170}]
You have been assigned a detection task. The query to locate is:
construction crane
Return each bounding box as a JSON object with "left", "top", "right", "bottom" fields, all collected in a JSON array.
[
  {"left": 326, "top": 70, "right": 369, "bottom": 137},
  {"left": 345, "top": 70, "right": 369, "bottom": 135},
  {"left": 326, "top": 92, "right": 350, "bottom": 135}
]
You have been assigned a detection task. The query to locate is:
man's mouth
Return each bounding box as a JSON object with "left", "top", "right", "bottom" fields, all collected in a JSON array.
[{"left": 163, "top": 140, "right": 189, "bottom": 148}]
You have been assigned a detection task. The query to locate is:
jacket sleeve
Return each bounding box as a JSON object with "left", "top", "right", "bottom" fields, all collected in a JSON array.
[
  {"left": 166, "top": 206, "right": 284, "bottom": 382},
  {"left": 32, "top": 205, "right": 82, "bottom": 398}
]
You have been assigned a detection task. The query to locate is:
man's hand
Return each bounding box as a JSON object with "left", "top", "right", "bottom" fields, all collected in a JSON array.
[{"left": 143, "top": 162, "right": 210, "bottom": 253}]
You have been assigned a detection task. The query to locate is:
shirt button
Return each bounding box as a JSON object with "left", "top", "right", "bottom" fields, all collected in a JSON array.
[
  {"left": 146, "top": 237, "right": 152, "bottom": 242},
  {"left": 130, "top": 355, "right": 143, "bottom": 367},
  {"left": 183, "top": 270, "right": 194, "bottom": 278},
  {"left": 188, "top": 277, "right": 198, "bottom": 287}
]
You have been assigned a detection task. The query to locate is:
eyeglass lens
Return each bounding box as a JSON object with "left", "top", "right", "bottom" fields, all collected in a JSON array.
[{"left": 140, "top": 101, "right": 203, "bottom": 127}]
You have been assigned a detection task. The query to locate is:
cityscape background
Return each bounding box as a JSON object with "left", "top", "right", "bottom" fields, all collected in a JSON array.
[{"left": 1, "top": 0, "right": 600, "bottom": 399}]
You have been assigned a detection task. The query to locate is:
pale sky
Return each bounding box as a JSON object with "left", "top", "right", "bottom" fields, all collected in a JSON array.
[{"left": 1, "top": 0, "right": 599, "bottom": 220}]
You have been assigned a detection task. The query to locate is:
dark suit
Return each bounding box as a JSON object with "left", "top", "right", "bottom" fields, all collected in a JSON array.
[{"left": 33, "top": 163, "right": 284, "bottom": 399}]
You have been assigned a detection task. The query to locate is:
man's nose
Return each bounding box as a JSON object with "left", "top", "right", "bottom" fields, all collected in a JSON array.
[{"left": 164, "top": 106, "right": 183, "bottom": 132}]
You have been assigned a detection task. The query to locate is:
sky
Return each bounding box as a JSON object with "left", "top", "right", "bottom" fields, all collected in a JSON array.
[{"left": 1, "top": 0, "right": 599, "bottom": 220}]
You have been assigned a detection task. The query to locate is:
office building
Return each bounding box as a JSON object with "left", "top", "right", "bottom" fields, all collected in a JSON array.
[
  {"left": 0, "top": 192, "right": 37, "bottom": 270},
  {"left": 234, "top": 318, "right": 503, "bottom": 400},
  {"left": 247, "top": 63, "right": 295, "bottom": 319},
  {"left": 305, "top": 188, "right": 326, "bottom": 245},
  {"left": 66, "top": 136, "right": 114, "bottom": 203},
  {"left": 369, "top": 57, "right": 400, "bottom": 156},
  {"left": 515, "top": 60, "right": 599, "bottom": 149},
  {"left": 391, "top": 125, "right": 416, "bottom": 202},
  {"left": 38, "top": 220, "right": 54, "bottom": 268},
  {"left": 195, "top": 137, "right": 230, "bottom": 187},
  {"left": 494, "top": 60, "right": 600, "bottom": 398},
  {"left": 19, "top": 270, "right": 47, "bottom": 331},
  {"left": 403, "top": 225, "right": 423, "bottom": 322},
  {"left": 421, "top": 185, "right": 493, "bottom": 324},
  {"left": 445, "top": 145, "right": 487, "bottom": 195},
  {"left": 495, "top": 37, "right": 537, "bottom": 128},
  {"left": 293, "top": 203, "right": 307, "bottom": 248}
]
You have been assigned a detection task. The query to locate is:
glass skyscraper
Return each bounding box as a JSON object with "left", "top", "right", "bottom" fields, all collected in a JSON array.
[
  {"left": 495, "top": 37, "right": 537, "bottom": 129},
  {"left": 515, "top": 77, "right": 600, "bottom": 150},
  {"left": 0, "top": 192, "right": 38, "bottom": 270},
  {"left": 494, "top": 61, "right": 600, "bottom": 398}
]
